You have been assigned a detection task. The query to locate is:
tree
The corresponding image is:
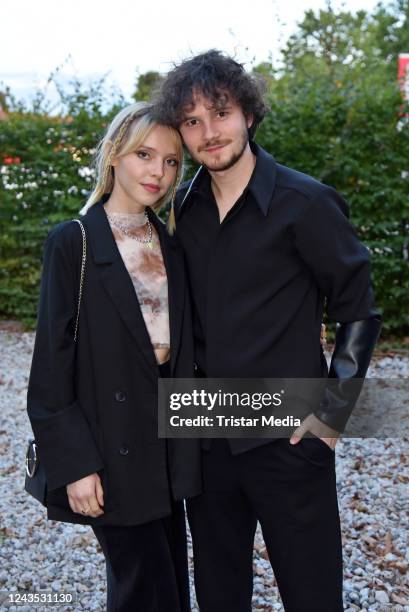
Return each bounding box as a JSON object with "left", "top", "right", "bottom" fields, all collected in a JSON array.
[
  {"left": 133, "top": 71, "right": 162, "bottom": 101},
  {"left": 280, "top": 0, "right": 409, "bottom": 79}
]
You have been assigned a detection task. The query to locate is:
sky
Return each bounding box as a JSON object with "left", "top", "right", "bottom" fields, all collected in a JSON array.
[{"left": 1, "top": 0, "right": 382, "bottom": 106}]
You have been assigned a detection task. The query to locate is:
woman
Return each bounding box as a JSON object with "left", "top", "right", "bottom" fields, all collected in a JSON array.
[{"left": 26, "top": 101, "right": 201, "bottom": 611}]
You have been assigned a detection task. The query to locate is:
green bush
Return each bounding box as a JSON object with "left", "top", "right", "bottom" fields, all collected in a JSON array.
[
  {"left": 256, "top": 74, "right": 409, "bottom": 336},
  {"left": 0, "top": 79, "right": 126, "bottom": 326}
]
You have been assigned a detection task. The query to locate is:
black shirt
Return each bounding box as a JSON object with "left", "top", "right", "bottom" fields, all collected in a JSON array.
[{"left": 175, "top": 141, "right": 378, "bottom": 380}]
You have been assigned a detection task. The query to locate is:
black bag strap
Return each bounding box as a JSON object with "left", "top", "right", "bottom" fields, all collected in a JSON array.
[{"left": 72, "top": 219, "right": 86, "bottom": 342}]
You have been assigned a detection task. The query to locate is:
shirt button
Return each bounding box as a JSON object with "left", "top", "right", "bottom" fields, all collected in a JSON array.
[
  {"left": 119, "top": 445, "right": 129, "bottom": 456},
  {"left": 115, "top": 390, "right": 126, "bottom": 402}
]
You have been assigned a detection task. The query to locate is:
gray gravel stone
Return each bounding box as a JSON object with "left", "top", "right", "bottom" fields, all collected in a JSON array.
[{"left": 1, "top": 331, "right": 408, "bottom": 611}]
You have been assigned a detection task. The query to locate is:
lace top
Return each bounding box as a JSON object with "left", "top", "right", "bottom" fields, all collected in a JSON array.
[{"left": 104, "top": 208, "right": 170, "bottom": 352}]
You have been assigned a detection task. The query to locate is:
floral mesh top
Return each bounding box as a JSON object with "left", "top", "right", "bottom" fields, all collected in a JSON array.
[{"left": 104, "top": 208, "right": 170, "bottom": 360}]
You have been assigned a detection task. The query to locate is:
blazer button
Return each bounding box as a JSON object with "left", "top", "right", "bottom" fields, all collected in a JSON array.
[
  {"left": 119, "top": 445, "right": 129, "bottom": 456},
  {"left": 193, "top": 362, "right": 198, "bottom": 372},
  {"left": 115, "top": 390, "right": 126, "bottom": 402}
]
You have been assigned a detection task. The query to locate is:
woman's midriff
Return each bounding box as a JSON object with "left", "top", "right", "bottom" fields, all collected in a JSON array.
[{"left": 156, "top": 347, "right": 170, "bottom": 365}]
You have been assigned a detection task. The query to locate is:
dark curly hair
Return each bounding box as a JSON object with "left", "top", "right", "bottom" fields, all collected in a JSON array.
[{"left": 153, "top": 49, "right": 269, "bottom": 139}]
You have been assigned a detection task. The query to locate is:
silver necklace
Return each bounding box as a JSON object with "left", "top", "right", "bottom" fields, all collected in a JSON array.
[{"left": 107, "top": 210, "right": 154, "bottom": 249}]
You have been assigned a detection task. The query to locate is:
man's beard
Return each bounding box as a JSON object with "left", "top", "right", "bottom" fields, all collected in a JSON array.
[{"left": 193, "top": 128, "right": 249, "bottom": 172}]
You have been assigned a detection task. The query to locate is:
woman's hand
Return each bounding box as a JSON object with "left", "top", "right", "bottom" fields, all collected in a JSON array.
[{"left": 66, "top": 473, "right": 104, "bottom": 517}]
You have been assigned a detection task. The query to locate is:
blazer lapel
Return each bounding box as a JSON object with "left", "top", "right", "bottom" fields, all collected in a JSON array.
[
  {"left": 84, "top": 201, "right": 158, "bottom": 380},
  {"left": 147, "top": 207, "right": 185, "bottom": 377}
]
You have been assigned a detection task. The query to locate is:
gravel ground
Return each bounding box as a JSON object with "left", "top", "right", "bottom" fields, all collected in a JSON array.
[{"left": 0, "top": 330, "right": 408, "bottom": 611}]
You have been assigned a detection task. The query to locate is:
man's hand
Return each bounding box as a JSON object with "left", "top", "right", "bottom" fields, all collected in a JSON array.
[
  {"left": 290, "top": 413, "right": 340, "bottom": 450},
  {"left": 66, "top": 473, "right": 104, "bottom": 517}
]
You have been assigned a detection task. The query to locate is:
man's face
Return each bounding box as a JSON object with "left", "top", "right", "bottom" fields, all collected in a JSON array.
[{"left": 179, "top": 92, "right": 253, "bottom": 172}]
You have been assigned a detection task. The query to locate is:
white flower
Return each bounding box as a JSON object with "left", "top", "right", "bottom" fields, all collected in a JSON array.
[{"left": 78, "top": 166, "right": 95, "bottom": 178}]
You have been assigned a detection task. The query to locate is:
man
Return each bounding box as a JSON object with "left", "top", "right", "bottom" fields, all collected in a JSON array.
[{"left": 154, "top": 50, "right": 382, "bottom": 612}]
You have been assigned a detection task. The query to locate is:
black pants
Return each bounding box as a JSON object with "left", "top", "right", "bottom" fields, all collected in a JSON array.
[
  {"left": 186, "top": 438, "right": 343, "bottom": 612},
  {"left": 92, "top": 500, "right": 190, "bottom": 612}
]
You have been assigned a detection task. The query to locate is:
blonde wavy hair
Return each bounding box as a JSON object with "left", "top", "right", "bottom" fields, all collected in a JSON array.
[{"left": 80, "top": 101, "right": 183, "bottom": 233}]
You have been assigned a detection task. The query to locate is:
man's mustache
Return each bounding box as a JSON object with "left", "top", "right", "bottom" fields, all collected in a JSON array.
[{"left": 198, "top": 139, "right": 232, "bottom": 152}]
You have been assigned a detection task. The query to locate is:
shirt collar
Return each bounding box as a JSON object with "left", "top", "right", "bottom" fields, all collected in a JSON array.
[{"left": 178, "top": 140, "right": 277, "bottom": 217}]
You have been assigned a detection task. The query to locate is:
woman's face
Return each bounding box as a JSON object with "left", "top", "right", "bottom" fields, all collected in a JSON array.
[{"left": 111, "top": 124, "right": 180, "bottom": 209}]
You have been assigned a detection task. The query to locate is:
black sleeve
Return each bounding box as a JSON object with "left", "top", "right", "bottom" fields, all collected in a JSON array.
[
  {"left": 294, "top": 186, "right": 382, "bottom": 431},
  {"left": 313, "top": 317, "right": 382, "bottom": 432},
  {"left": 293, "top": 186, "right": 379, "bottom": 322},
  {"left": 26, "top": 221, "right": 104, "bottom": 491}
]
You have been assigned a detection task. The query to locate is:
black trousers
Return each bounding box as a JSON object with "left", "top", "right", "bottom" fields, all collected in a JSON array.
[
  {"left": 92, "top": 499, "right": 190, "bottom": 612},
  {"left": 186, "top": 438, "right": 344, "bottom": 612}
]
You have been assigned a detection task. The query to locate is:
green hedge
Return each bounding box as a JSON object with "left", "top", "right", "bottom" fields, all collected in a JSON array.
[
  {"left": 255, "top": 72, "right": 409, "bottom": 336},
  {"left": 0, "top": 82, "right": 126, "bottom": 325}
]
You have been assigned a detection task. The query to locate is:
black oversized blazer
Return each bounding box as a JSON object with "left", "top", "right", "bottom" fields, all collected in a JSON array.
[{"left": 26, "top": 199, "right": 201, "bottom": 526}]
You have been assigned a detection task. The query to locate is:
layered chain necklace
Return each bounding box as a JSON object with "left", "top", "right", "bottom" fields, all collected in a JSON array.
[{"left": 106, "top": 210, "right": 154, "bottom": 249}]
